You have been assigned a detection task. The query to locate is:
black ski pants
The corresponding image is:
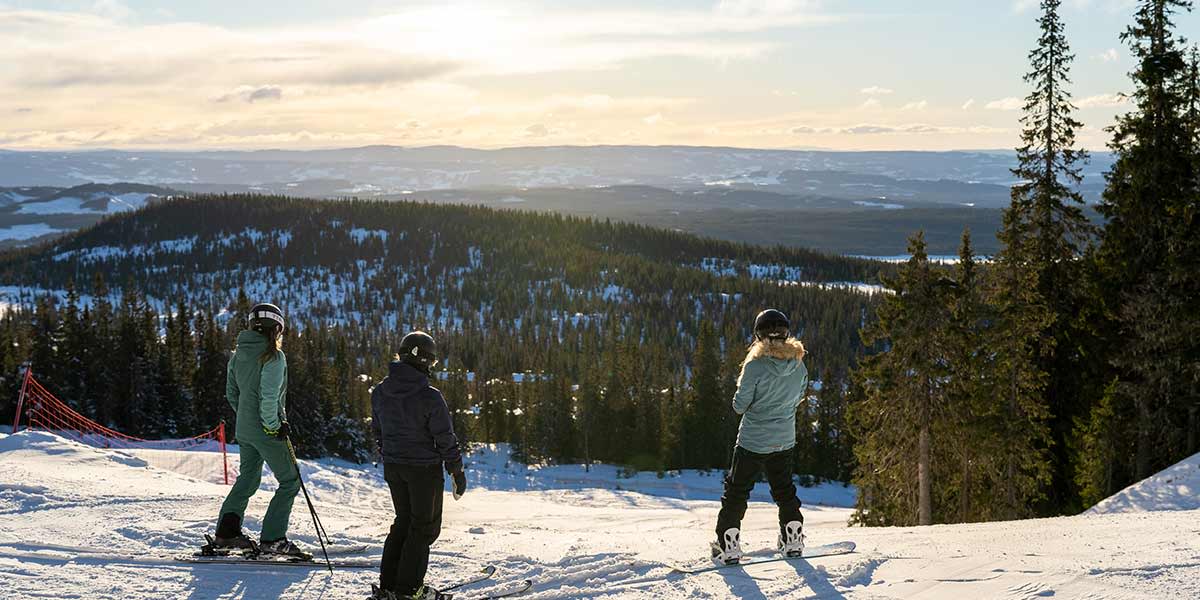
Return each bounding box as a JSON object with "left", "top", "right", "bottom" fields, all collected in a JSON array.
[
  {"left": 381, "top": 463, "right": 445, "bottom": 596},
  {"left": 715, "top": 445, "right": 803, "bottom": 540}
]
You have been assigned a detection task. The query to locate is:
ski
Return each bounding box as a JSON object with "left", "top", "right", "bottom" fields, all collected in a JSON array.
[
  {"left": 440, "top": 565, "right": 498, "bottom": 592},
  {"left": 175, "top": 554, "right": 378, "bottom": 569},
  {"left": 458, "top": 578, "right": 533, "bottom": 600},
  {"left": 670, "top": 541, "right": 856, "bottom": 574}
]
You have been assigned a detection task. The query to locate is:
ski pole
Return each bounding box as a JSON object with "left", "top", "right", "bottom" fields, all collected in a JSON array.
[{"left": 285, "top": 437, "right": 333, "bottom": 574}]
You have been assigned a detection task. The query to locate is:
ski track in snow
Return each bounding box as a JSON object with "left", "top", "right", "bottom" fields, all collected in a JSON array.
[{"left": 1, "top": 430, "right": 1199, "bottom": 599}]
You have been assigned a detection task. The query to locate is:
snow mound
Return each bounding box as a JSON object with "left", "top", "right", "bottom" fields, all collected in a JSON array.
[{"left": 1087, "top": 451, "right": 1200, "bottom": 514}]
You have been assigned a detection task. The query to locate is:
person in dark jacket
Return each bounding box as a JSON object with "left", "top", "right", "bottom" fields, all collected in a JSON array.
[{"left": 369, "top": 331, "right": 466, "bottom": 600}]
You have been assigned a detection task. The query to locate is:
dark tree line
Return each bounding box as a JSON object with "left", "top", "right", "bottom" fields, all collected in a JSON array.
[
  {"left": 0, "top": 194, "right": 883, "bottom": 479},
  {"left": 850, "top": 0, "right": 1200, "bottom": 525}
]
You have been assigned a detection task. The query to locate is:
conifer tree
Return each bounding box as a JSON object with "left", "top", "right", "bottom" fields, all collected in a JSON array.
[
  {"left": 192, "top": 312, "right": 230, "bottom": 433},
  {"left": 87, "top": 273, "right": 117, "bottom": 427},
  {"left": 59, "top": 283, "right": 87, "bottom": 412},
  {"left": 1187, "top": 46, "right": 1200, "bottom": 151},
  {"left": 1095, "top": 0, "right": 1197, "bottom": 482},
  {"left": 689, "top": 320, "right": 725, "bottom": 469},
  {"left": 987, "top": 218, "right": 1055, "bottom": 518},
  {"left": 1003, "top": 0, "right": 1095, "bottom": 511},
  {"left": 850, "top": 232, "right": 950, "bottom": 526},
  {"left": 940, "top": 230, "right": 997, "bottom": 522}
]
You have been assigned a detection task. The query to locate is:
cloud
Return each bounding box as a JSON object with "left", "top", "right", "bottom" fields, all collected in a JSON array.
[
  {"left": 844, "top": 125, "right": 896, "bottom": 134},
  {"left": 90, "top": 0, "right": 132, "bottom": 20},
  {"left": 986, "top": 97, "right": 1024, "bottom": 111},
  {"left": 643, "top": 113, "right": 663, "bottom": 125},
  {"left": 832, "top": 123, "right": 1006, "bottom": 135},
  {"left": 902, "top": 100, "right": 928, "bottom": 111},
  {"left": 215, "top": 85, "right": 283, "bottom": 103},
  {"left": 962, "top": 99, "right": 975, "bottom": 110},
  {"left": 1013, "top": 0, "right": 1039, "bottom": 12},
  {"left": 299, "top": 58, "right": 456, "bottom": 87},
  {"left": 860, "top": 86, "right": 894, "bottom": 96},
  {"left": 1076, "top": 93, "right": 1127, "bottom": 108},
  {"left": 790, "top": 125, "right": 835, "bottom": 134},
  {"left": 860, "top": 98, "right": 882, "bottom": 109},
  {"left": 1097, "top": 48, "right": 1120, "bottom": 62},
  {"left": 525, "top": 123, "right": 550, "bottom": 137},
  {"left": 14, "top": 107, "right": 33, "bottom": 113}
]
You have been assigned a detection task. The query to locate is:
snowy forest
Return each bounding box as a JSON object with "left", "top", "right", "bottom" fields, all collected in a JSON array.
[{"left": 0, "top": 196, "right": 885, "bottom": 483}]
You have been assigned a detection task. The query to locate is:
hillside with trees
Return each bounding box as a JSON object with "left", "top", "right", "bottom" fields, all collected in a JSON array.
[{"left": 0, "top": 195, "right": 886, "bottom": 480}]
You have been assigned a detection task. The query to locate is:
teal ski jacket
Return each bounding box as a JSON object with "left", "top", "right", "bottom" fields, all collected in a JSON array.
[
  {"left": 225, "top": 329, "right": 288, "bottom": 442},
  {"left": 732, "top": 338, "right": 808, "bottom": 454}
]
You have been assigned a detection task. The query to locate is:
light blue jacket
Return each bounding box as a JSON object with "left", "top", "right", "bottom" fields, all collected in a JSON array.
[{"left": 732, "top": 339, "right": 808, "bottom": 454}]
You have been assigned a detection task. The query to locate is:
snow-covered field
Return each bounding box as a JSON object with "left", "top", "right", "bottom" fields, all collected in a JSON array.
[{"left": 1, "top": 430, "right": 1197, "bottom": 599}]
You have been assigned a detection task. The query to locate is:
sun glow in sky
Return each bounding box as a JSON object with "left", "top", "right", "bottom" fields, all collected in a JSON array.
[{"left": 1, "top": 0, "right": 1196, "bottom": 151}]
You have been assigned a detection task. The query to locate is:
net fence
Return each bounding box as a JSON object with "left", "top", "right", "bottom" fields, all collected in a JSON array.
[{"left": 11, "top": 368, "right": 232, "bottom": 484}]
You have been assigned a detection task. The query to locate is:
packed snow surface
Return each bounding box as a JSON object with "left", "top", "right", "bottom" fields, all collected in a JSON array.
[{"left": 1, "top": 431, "right": 1197, "bottom": 599}]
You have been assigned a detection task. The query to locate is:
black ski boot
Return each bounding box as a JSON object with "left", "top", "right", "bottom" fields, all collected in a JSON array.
[
  {"left": 368, "top": 584, "right": 398, "bottom": 600},
  {"left": 206, "top": 513, "right": 257, "bottom": 555},
  {"left": 259, "top": 537, "right": 313, "bottom": 561}
]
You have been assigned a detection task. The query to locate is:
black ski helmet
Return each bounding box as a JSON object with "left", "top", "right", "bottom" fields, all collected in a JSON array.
[
  {"left": 248, "top": 302, "right": 285, "bottom": 334},
  {"left": 398, "top": 331, "right": 438, "bottom": 370},
  {"left": 753, "top": 309, "right": 790, "bottom": 341}
]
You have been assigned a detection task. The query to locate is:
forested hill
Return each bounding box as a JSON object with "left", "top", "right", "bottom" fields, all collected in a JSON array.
[{"left": 0, "top": 195, "right": 886, "bottom": 475}]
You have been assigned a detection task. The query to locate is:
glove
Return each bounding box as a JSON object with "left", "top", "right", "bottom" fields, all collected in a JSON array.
[
  {"left": 451, "top": 468, "right": 467, "bottom": 501},
  {"left": 264, "top": 421, "right": 290, "bottom": 439}
]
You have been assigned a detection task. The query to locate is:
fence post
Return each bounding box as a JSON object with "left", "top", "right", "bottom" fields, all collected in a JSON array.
[
  {"left": 11, "top": 367, "right": 31, "bottom": 434},
  {"left": 219, "top": 420, "right": 229, "bottom": 485}
]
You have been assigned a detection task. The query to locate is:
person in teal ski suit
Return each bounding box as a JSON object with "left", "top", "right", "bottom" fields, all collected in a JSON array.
[
  {"left": 211, "top": 302, "right": 307, "bottom": 558},
  {"left": 712, "top": 309, "right": 808, "bottom": 564}
]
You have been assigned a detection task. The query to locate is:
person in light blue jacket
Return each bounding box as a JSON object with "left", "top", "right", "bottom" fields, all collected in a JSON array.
[{"left": 712, "top": 309, "right": 808, "bottom": 565}]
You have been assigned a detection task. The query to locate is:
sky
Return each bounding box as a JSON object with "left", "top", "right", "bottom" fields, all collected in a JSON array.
[{"left": 0, "top": 0, "right": 1196, "bottom": 152}]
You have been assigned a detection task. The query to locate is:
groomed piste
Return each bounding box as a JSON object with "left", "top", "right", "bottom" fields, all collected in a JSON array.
[{"left": 0, "top": 430, "right": 1197, "bottom": 599}]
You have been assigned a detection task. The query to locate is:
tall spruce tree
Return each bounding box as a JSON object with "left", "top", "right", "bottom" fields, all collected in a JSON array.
[
  {"left": 689, "top": 320, "right": 725, "bottom": 469},
  {"left": 1095, "top": 0, "right": 1198, "bottom": 483},
  {"left": 1004, "top": 0, "right": 1095, "bottom": 512},
  {"left": 940, "top": 230, "right": 996, "bottom": 522},
  {"left": 987, "top": 213, "right": 1055, "bottom": 518},
  {"left": 849, "top": 232, "right": 950, "bottom": 526},
  {"left": 1187, "top": 46, "right": 1200, "bottom": 150}
]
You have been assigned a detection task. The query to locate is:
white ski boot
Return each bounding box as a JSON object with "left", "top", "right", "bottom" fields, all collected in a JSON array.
[
  {"left": 710, "top": 528, "right": 744, "bottom": 565},
  {"left": 778, "top": 520, "right": 804, "bottom": 558}
]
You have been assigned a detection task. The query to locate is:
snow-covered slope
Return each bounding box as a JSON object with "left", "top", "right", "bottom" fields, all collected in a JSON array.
[
  {"left": 0, "top": 183, "right": 175, "bottom": 248},
  {"left": 15, "top": 191, "right": 158, "bottom": 215},
  {"left": 1088, "top": 451, "right": 1200, "bottom": 515},
  {"left": 1, "top": 430, "right": 1197, "bottom": 599}
]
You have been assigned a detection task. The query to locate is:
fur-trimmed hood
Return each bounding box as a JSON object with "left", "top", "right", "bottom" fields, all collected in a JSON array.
[
  {"left": 743, "top": 337, "right": 806, "bottom": 368},
  {"left": 732, "top": 336, "right": 809, "bottom": 454}
]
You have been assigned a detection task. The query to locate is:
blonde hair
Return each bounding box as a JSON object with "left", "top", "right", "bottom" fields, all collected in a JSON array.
[
  {"left": 741, "top": 337, "right": 806, "bottom": 369},
  {"left": 258, "top": 327, "right": 283, "bottom": 365}
]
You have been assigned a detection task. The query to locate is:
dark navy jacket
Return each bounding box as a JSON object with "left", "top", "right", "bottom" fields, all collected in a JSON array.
[{"left": 371, "top": 361, "right": 463, "bottom": 471}]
